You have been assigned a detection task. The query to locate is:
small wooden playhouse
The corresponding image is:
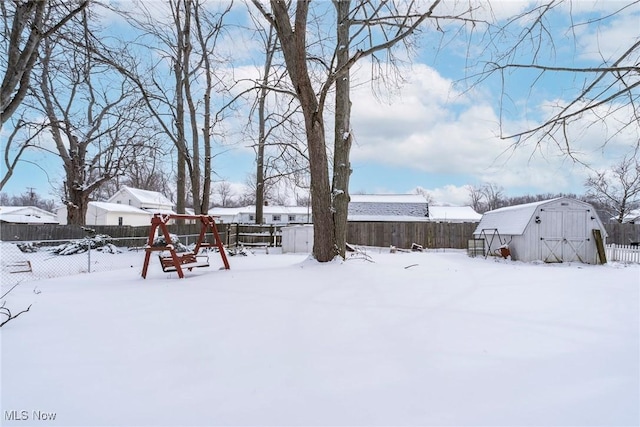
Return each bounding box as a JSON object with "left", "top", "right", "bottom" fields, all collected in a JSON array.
[{"left": 473, "top": 197, "right": 607, "bottom": 264}]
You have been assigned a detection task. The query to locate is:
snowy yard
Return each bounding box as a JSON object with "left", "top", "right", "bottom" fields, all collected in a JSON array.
[{"left": 1, "top": 248, "right": 638, "bottom": 426}]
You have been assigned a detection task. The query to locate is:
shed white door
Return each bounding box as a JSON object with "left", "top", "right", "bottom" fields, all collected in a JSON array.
[{"left": 539, "top": 209, "right": 588, "bottom": 263}]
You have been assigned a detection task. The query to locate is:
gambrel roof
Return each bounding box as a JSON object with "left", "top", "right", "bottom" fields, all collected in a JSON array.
[{"left": 473, "top": 199, "right": 561, "bottom": 236}]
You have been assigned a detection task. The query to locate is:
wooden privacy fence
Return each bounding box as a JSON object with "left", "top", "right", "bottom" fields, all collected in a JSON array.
[
  {"left": 2, "top": 221, "right": 638, "bottom": 249},
  {"left": 347, "top": 221, "right": 479, "bottom": 249}
]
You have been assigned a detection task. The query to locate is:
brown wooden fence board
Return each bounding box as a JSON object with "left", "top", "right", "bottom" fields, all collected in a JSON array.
[{"left": 2, "top": 221, "right": 638, "bottom": 248}]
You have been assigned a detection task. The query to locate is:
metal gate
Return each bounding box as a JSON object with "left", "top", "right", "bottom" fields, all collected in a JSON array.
[{"left": 539, "top": 209, "right": 588, "bottom": 263}]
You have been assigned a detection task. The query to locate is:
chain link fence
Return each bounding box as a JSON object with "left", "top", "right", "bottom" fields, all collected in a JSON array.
[{"left": 0, "top": 234, "right": 214, "bottom": 288}]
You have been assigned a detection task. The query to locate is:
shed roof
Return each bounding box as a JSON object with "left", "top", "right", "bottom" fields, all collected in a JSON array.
[{"left": 473, "top": 198, "right": 562, "bottom": 236}]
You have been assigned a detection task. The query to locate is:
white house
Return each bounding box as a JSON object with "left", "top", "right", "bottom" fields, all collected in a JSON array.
[
  {"left": 473, "top": 197, "right": 607, "bottom": 264},
  {"left": 210, "top": 205, "right": 312, "bottom": 224},
  {"left": 0, "top": 206, "right": 59, "bottom": 224},
  {"left": 57, "top": 202, "right": 153, "bottom": 226},
  {"left": 108, "top": 186, "right": 175, "bottom": 215},
  {"left": 85, "top": 202, "right": 153, "bottom": 226},
  {"left": 348, "top": 194, "right": 429, "bottom": 221}
]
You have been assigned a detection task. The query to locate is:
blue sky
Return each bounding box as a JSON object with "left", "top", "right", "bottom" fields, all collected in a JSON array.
[{"left": 2, "top": 0, "right": 639, "bottom": 206}]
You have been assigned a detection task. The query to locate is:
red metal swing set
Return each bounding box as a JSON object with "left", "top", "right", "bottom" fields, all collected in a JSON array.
[{"left": 141, "top": 214, "right": 230, "bottom": 279}]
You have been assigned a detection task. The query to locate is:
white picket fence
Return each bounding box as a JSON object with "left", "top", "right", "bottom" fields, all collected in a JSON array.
[{"left": 606, "top": 244, "right": 640, "bottom": 263}]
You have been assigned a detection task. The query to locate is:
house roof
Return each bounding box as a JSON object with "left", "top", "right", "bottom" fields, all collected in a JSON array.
[
  {"left": 428, "top": 206, "right": 482, "bottom": 222},
  {"left": 348, "top": 214, "right": 431, "bottom": 222},
  {"left": 109, "top": 186, "right": 174, "bottom": 207},
  {"left": 349, "top": 194, "right": 428, "bottom": 217},
  {"left": 0, "top": 206, "right": 59, "bottom": 224},
  {"left": 90, "top": 202, "right": 152, "bottom": 215},
  {"left": 350, "top": 194, "right": 427, "bottom": 204}
]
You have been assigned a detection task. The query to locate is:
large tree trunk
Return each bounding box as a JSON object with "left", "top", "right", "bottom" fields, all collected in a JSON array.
[
  {"left": 332, "top": 0, "right": 352, "bottom": 259},
  {"left": 306, "top": 111, "right": 335, "bottom": 262},
  {"left": 269, "top": 0, "right": 336, "bottom": 261}
]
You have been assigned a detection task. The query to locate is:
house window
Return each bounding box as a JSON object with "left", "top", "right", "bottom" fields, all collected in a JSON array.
[
  {"left": 128, "top": 199, "right": 132, "bottom": 205},
  {"left": 118, "top": 217, "right": 123, "bottom": 226},
  {"left": 272, "top": 215, "right": 281, "bottom": 222},
  {"left": 249, "top": 214, "right": 255, "bottom": 222},
  {"left": 288, "top": 215, "right": 296, "bottom": 222}
]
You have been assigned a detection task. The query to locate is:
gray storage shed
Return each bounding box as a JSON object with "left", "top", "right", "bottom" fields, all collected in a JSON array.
[{"left": 473, "top": 197, "right": 607, "bottom": 264}]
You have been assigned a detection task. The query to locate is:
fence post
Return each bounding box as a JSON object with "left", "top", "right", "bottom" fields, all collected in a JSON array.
[
  {"left": 270, "top": 225, "right": 275, "bottom": 247},
  {"left": 87, "top": 240, "right": 91, "bottom": 273}
]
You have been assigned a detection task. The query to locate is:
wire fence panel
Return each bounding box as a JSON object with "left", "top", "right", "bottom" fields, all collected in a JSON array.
[{"left": 0, "top": 239, "right": 150, "bottom": 288}]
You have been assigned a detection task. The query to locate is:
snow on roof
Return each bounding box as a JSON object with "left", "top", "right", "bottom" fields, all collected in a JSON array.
[
  {"left": 348, "top": 214, "right": 431, "bottom": 222},
  {"left": 473, "top": 198, "right": 562, "bottom": 236},
  {"left": 349, "top": 194, "right": 428, "bottom": 217},
  {"left": 263, "top": 205, "right": 310, "bottom": 215},
  {"left": 350, "top": 194, "right": 427, "bottom": 204},
  {"left": 90, "top": 202, "right": 152, "bottom": 215},
  {"left": 0, "top": 206, "right": 59, "bottom": 224},
  {"left": 118, "top": 186, "right": 174, "bottom": 207},
  {"left": 428, "top": 206, "right": 482, "bottom": 222}
]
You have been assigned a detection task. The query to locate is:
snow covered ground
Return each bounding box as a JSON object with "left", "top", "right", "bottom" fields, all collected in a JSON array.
[{"left": 1, "top": 248, "right": 638, "bottom": 426}]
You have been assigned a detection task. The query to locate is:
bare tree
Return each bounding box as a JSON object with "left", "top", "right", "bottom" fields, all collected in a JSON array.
[
  {"left": 414, "top": 187, "right": 435, "bottom": 205},
  {"left": 251, "top": 0, "right": 474, "bottom": 260},
  {"left": 0, "top": 0, "right": 89, "bottom": 128},
  {"left": 110, "top": 0, "right": 233, "bottom": 216},
  {"left": 35, "top": 10, "right": 149, "bottom": 225},
  {"left": 585, "top": 156, "right": 640, "bottom": 223},
  {"left": 482, "top": 1, "right": 640, "bottom": 156},
  {"left": 0, "top": 115, "right": 49, "bottom": 190},
  {"left": 481, "top": 182, "right": 505, "bottom": 212},
  {"left": 212, "top": 180, "right": 236, "bottom": 207},
  {"left": 467, "top": 184, "right": 486, "bottom": 213}
]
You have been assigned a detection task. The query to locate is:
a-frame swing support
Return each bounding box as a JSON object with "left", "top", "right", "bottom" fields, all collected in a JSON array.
[{"left": 141, "top": 214, "right": 230, "bottom": 279}]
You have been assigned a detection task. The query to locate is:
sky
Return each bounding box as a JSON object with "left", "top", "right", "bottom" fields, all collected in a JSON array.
[{"left": 1, "top": 0, "right": 639, "bottom": 207}]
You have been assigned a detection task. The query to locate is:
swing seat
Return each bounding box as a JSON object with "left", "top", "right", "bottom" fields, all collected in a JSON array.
[{"left": 159, "top": 253, "right": 209, "bottom": 272}]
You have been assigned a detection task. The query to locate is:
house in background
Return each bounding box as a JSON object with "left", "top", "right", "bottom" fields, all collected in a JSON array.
[
  {"left": 0, "top": 206, "right": 59, "bottom": 224},
  {"left": 85, "top": 202, "right": 153, "bottom": 226},
  {"left": 56, "top": 186, "right": 176, "bottom": 226},
  {"left": 348, "top": 194, "right": 429, "bottom": 221},
  {"left": 473, "top": 197, "right": 607, "bottom": 264},
  {"left": 107, "top": 186, "right": 175, "bottom": 215},
  {"left": 210, "top": 205, "right": 312, "bottom": 225},
  {"left": 57, "top": 202, "right": 153, "bottom": 226}
]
